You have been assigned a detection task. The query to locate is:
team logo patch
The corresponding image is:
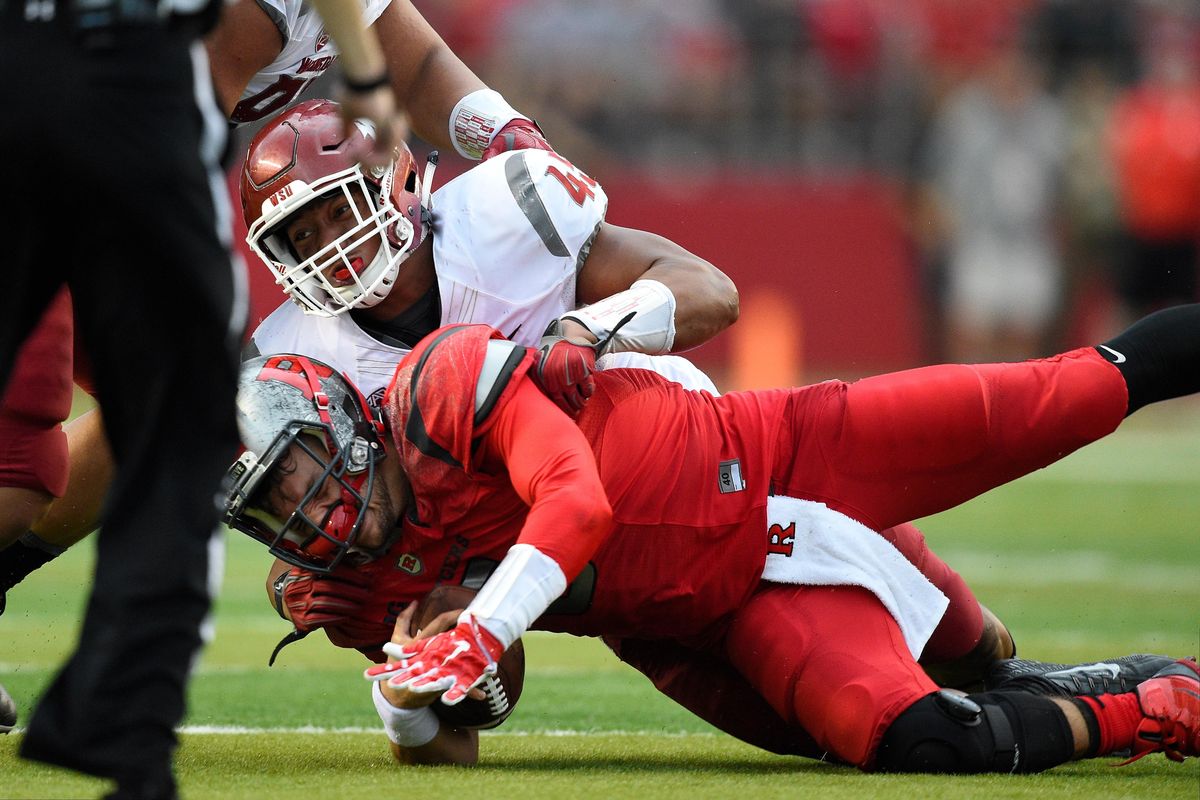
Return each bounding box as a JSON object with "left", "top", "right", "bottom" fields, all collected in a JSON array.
[
  {"left": 315, "top": 33, "right": 329, "bottom": 51},
  {"left": 396, "top": 553, "right": 423, "bottom": 575},
  {"left": 718, "top": 459, "right": 745, "bottom": 494},
  {"left": 767, "top": 522, "right": 796, "bottom": 557},
  {"left": 366, "top": 387, "right": 387, "bottom": 414}
]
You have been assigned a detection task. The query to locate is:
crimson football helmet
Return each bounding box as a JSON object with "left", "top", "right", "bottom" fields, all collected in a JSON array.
[
  {"left": 241, "top": 99, "right": 427, "bottom": 316},
  {"left": 223, "top": 354, "right": 386, "bottom": 573}
]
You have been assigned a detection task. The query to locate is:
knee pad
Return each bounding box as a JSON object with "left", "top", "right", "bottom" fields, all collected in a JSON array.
[{"left": 873, "top": 689, "right": 1073, "bottom": 774}]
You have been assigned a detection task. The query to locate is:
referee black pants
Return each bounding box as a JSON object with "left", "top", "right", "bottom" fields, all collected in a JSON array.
[{"left": 0, "top": 15, "right": 244, "bottom": 791}]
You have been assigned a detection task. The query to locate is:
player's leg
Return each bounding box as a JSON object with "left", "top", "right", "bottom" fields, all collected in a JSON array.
[
  {"left": 876, "top": 522, "right": 1168, "bottom": 696},
  {"left": 31, "top": 408, "right": 113, "bottom": 547},
  {"left": 605, "top": 635, "right": 831, "bottom": 759},
  {"left": 0, "top": 290, "right": 76, "bottom": 612},
  {"left": 876, "top": 658, "right": 1200, "bottom": 770},
  {"left": 772, "top": 349, "right": 1128, "bottom": 531},
  {"left": 723, "top": 582, "right": 942, "bottom": 767},
  {"left": 723, "top": 583, "right": 1199, "bottom": 771},
  {"left": 876, "top": 522, "right": 1013, "bottom": 690},
  {"left": 0, "top": 412, "right": 115, "bottom": 615},
  {"left": 773, "top": 304, "right": 1200, "bottom": 534}
]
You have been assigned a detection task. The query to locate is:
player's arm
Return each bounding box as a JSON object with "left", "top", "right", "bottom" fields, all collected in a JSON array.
[
  {"left": 482, "top": 377, "right": 613, "bottom": 582},
  {"left": 374, "top": 602, "right": 480, "bottom": 765},
  {"left": 372, "top": 0, "right": 548, "bottom": 159},
  {"left": 443, "top": 375, "right": 613, "bottom": 650},
  {"left": 203, "top": 0, "right": 283, "bottom": 117},
  {"left": 370, "top": 374, "right": 612, "bottom": 701},
  {"left": 575, "top": 223, "right": 739, "bottom": 353},
  {"left": 534, "top": 219, "right": 737, "bottom": 414}
]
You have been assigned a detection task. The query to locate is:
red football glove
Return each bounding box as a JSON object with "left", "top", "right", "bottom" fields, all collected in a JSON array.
[
  {"left": 482, "top": 118, "right": 553, "bottom": 160},
  {"left": 533, "top": 334, "right": 598, "bottom": 416},
  {"left": 364, "top": 616, "right": 505, "bottom": 705},
  {"left": 274, "top": 567, "right": 372, "bottom": 634}
]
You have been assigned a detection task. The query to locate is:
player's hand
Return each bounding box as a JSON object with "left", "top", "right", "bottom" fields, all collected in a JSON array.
[
  {"left": 336, "top": 81, "right": 408, "bottom": 171},
  {"left": 482, "top": 118, "right": 553, "bottom": 160},
  {"left": 533, "top": 319, "right": 602, "bottom": 417},
  {"left": 364, "top": 616, "right": 504, "bottom": 705},
  {"left": 277, "top": 567, "right": 371, "bottom": 634}
]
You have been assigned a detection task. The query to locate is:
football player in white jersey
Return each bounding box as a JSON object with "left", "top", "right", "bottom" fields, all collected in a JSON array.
[
  {"left": 206, "top": 0, "right": 548, "bottom": 161},
  {"left": 242, "top": 99, "right": 737, "bottom": 412}
]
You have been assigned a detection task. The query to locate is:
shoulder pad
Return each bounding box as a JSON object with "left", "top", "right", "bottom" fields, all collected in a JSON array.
[{"left": 391, "top": 326, "right": 535, "bottom": 471}]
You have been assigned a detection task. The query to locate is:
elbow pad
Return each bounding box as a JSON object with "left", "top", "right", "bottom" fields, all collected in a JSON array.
[
  {"left": 564, "top": 279, "right": 677, "bottom": 355},
  {"left": 450, "top": 89, "right": 526, "bottom": 160}
]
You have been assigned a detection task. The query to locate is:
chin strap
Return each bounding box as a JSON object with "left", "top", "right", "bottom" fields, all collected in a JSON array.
[
  {"left": 420, "top": 151, "right": 438, "bottom": 211},
  {"left": 267, "top": 627, "right": 310, "bottom": 667}
]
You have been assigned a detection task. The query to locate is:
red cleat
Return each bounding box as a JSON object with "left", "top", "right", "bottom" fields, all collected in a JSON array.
[{"left": 1121, "top": 659, "right": 1200, "bottom": 764}]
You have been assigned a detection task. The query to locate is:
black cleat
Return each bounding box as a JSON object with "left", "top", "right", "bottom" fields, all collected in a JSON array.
[
  {"left": 985, "top": 654, "right": 1190, "bottom": 697},
  {"left": 0, "top": 682, "right": 16, "bottom": 733}
]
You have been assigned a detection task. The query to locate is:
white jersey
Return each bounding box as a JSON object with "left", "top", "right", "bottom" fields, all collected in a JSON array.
[
  {"left": 249, "top": 149, "right": 718, "bottom": 409},
  {"left": 230, "top": 0, "right": 391, "bottom": 125}
]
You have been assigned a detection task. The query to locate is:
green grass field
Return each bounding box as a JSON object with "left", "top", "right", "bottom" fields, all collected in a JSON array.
[{"left": 2, "top": 401, "right": 1198, "bottom": 799}]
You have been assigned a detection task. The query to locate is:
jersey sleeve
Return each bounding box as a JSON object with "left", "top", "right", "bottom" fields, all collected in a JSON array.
[
  {"left": 252, "top": 0, "right": 298, "bottom": 41},
  {"left": 480, "top": 378, "right": 613, "bottom": 581},
  {"left": 510, "top": 149, "right": 609, "bottom": 262},
  {"left": 433, "top": 150, "right": 608, "bottom": 297},
  {"left": 361, "top": 0, "right": 389, "bottom": 26}
]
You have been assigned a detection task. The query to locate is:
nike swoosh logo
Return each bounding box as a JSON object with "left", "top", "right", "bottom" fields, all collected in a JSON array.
[
  {"left": 1045, "top": 663, "right": 1121, "bottom": 680},
  {"left": 1098, "top": 345, "right": 1127, "bottom": 364}
]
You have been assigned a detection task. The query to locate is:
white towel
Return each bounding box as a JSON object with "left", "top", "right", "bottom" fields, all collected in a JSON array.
[{"left": 762, "top": 496, "right": 949, "bottom": 659}]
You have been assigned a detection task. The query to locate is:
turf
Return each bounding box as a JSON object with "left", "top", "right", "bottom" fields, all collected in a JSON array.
[{"left": 2, "top": 401, "right": 1198, "bottom": 798}]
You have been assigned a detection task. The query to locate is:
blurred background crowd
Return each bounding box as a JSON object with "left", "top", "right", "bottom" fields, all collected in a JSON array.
[{"left": 239, "top": 0, "right": 1200, "bottom": 382}]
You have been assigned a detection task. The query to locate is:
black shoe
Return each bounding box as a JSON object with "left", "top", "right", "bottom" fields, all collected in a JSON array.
[
  {"left": 0, "top": 682, "right": 16, "bottom": 733},
  {"left": 985, "top": 654, "right": 1188, "bottom": 697},
  {"left": 103, "top": 771, "right": 178, "bottom": 800}
]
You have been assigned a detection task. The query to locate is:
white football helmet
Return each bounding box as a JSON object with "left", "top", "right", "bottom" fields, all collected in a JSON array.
[{"left": 240, "top": 99, "right": 427, "bottom": 316}]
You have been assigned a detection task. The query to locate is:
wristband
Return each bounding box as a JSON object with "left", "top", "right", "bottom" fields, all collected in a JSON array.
[
  {"left": 371, "top": 681, "right": 440, "bottom": 747},
  {"left": 272, "top": 571, "right": 290, "bottom": 620},
  {"left": 343, "top": 71, "right": 389, "bottom": 94},
  {"left": 461, "top": 543, "right": 567, "bottom": 649},
  {"left": 449, "top": 88, "right": 524, "bottom": 160},
  {"left": 563, "top": 279, "right": 677, "bottom": 355}
]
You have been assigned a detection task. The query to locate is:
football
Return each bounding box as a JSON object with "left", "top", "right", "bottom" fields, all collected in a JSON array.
[{"left": 409, "top": 584, "right": 525, "bottom": 730}]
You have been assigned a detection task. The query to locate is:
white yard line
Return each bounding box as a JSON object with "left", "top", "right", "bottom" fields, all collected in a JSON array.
[{"left": 171, "top": 726, "right": 715, "bottom": 736}]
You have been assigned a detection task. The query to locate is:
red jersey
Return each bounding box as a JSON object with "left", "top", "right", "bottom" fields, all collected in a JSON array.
[{"left": 327, "top": 324, "right": 784, "bottom": 655}]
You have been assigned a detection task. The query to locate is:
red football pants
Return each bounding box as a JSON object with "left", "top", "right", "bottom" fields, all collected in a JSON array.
[
  {"left": 725, "top": 348, "right": 1128, "bottom": 767},
  {"left": 0, "top": 288, "right": 74, "bottom": 496}
]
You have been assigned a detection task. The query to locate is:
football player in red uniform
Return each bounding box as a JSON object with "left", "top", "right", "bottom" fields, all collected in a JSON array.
[{"left": 225, "top": 303, "right": 1200, "bottom": 772}]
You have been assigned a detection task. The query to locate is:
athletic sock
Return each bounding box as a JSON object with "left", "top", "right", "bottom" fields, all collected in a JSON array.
[
  {"left": 0, "top": 532, "right": 67, "bottom": 601},
  {"left": 1075, "top": 693, "right": 1141, "bottom": 756},
  {"left": 1095, "top": 303, "right": 1200, "bottom": 415}
]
